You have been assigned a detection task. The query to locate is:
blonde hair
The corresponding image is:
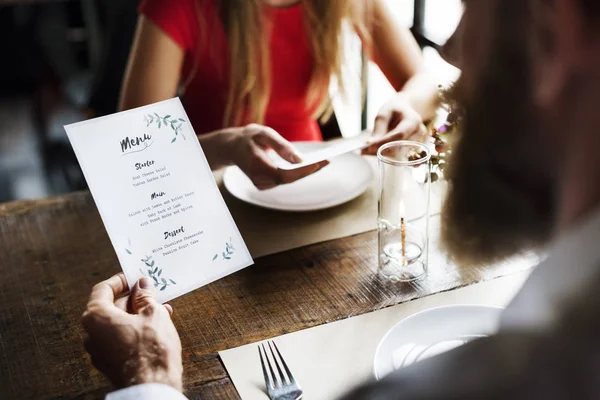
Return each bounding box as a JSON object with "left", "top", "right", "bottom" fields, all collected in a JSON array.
[{"left": 192, "top": 0, "right": 371, "bottom": 127}]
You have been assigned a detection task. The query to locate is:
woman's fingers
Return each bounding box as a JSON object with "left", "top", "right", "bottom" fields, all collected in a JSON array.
[
  {"left": 244, "top": 145, "right": 281, "bottom": 190},
  {"left": 252, "top": 126, "right": 302, "bottom": 164},
  {"left": 276, "top": 161, "right": 329, "bottom": 185},
  {"left": 362, "top": 119, "right": 423, "bottom": 156},
  {"left": 236, "top": 123, "right": 330, "bottom": 190},
  {"left": 246, "top": 147, "right": 329, "bottom": 190},
  {"left": 372, "top": 112, "right": 392, "bottom": 138}
]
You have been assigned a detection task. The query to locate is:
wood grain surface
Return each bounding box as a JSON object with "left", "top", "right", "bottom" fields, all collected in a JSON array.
[{"left": 0, "top": 191, "right": 532, "bottom": 399}]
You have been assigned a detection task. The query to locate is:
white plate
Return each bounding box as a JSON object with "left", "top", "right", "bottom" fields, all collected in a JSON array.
[
  {"left": 223, "top": 142, "right": 374, "bottom": 212},
  {"left": 373, "top": 305, "right": 503, "bottom": 380}
]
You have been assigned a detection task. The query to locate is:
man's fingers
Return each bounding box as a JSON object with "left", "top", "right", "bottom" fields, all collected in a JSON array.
[
  {"left": 114, "top": 296, "right": 129, "bottom": 312},
  {"left": 88, "top": 273, "right": 128, "bottom": 305},
  {"left": 164, "top": 304, "right": 173, "bottom": 317},
  {"left": 130, "top": 277, "right": 160, "bottom": 314},
  {"left": 254, "top": 127, "right": 302, "bottom": 164}
]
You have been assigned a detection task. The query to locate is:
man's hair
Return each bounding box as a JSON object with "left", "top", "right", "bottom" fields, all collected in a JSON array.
[
  {"left": 582, "top": 0, "right": 600, "bottom": 13},
  {"left": 581, "top": 0, "right": 600, "bottom": 21}
]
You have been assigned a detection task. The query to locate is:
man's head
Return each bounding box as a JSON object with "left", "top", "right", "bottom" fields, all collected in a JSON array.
[{"left": 441, "top": 0, "right": 600, "bottom": 266}]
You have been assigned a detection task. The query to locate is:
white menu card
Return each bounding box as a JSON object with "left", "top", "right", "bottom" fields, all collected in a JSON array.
[
  {"left": 273, "top": 133, "right": 370, "bottom": 170},
  {"left": 65, "top": 98, "right": 253, "bottom": 303}
]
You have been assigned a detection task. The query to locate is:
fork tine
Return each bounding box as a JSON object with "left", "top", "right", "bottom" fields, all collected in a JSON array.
[
  {"left": 258, "top": 345, "right": 273, "bottom": 390},
  {"left": 271, "top": 341, "right": 296, "bottom": 383},
  {"left": 262, "top": 343, "right": 281, "bottom": 388},
  {"left": 268, "top": 341, "right": 288, "bottom": 385}
]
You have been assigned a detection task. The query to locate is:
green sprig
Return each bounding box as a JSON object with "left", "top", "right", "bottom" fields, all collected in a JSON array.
[{"left": 143, "top": 113, "right": 187, "bottom": 142}]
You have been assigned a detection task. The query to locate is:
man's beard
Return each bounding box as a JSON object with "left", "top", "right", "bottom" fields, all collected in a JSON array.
[{"left": 441, "top": 16, "right": 557, "bottom": 267}]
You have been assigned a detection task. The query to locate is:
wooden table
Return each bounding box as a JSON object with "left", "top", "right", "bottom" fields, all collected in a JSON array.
[{"left": 0, "top": 192, "right": 529, "bottom": 399}]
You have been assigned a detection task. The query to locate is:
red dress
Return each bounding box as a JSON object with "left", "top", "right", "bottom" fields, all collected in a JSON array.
[{"left": 139, "top": 0, "right": 323, "bottom": 142}]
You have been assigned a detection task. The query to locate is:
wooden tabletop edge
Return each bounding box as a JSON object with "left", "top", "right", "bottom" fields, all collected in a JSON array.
[{"left": 0, "top": 190, "right": 90, "bottom": 216}]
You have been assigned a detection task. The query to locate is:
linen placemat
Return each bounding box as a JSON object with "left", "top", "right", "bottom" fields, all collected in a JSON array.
[
  {"left": 214, "top": 160, "right": 447, "bottom": 258},
  {"left": 219, "top": 270, "right": 531, "bottom": 400}
]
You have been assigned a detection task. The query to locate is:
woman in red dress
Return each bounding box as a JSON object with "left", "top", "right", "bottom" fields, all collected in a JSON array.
[{"left": 120, "top": 0, "right": 438, "bottom": 189}]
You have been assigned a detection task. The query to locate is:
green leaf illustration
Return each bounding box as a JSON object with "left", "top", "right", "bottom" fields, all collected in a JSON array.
[
  {"left": 214, "top": 239, "right": 236, "bottom": 262},
  {"left": 160, "top": 285, "right": 167, "bottom": 291},
  {"left": 129, "top": 243, "right": 176, "bottom": 287},
  {"left": 171, "top": 138, "right": 176, "bottom": 143},
  {"left": 164, "top": 114, "right": 171, "bottom": 119},
  {"left": 158, "top": 121, "right": 161, "bottom": 129},
  {"left": 179, "top": 118, "right": 185, "bottom": 122}
]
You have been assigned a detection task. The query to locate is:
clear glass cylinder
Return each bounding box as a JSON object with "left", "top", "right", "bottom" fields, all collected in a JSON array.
[{"left": 377, "top": 141, "right": 431, "bottom": 282}]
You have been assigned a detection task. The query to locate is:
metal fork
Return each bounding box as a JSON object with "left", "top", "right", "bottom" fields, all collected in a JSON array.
[{"left": 258, "top": 341, "right": 303, "bottom": 400}]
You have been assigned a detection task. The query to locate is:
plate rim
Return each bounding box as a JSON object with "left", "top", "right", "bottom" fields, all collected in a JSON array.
[
  {"left": 373, "top": 304, "right": 504, "bottom": 380},
  {"left": 223, "top": 142, "right": 374, "bottom": 212}
]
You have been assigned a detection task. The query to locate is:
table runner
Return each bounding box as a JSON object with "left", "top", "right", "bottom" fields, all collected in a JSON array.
[{"left": 220, "top": 270, "right": 531, "bottom": 400}]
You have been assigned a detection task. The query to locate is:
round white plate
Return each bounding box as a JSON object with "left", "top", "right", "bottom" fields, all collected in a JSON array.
[
  {"left": 373, "top": 305, "right": 503, "bottom": 380},
  {"left": 223, "top": 142, "right": 373, "bottom": 212}
]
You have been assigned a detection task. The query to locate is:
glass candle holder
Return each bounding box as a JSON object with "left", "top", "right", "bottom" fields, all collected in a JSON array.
[{"left": 377, "top": 141, "right": 431, "bottom": 282}]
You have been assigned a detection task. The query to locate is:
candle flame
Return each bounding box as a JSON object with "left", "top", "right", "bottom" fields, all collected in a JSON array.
[{"left": 399, "top": 200, "right": 406, "bottom": 218}]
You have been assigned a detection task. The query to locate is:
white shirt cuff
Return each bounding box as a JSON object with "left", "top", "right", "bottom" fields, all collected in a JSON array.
[{"left": 106, "top": 383, "right": 187, "bottom": 400}]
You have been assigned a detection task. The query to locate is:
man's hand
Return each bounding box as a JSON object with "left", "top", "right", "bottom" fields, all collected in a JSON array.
[
  {"left": 362, "top": 94, "right": 428, "bottom": 156},
  {"left": 82, "top": 273, "right": 183, "bottom": 391}
]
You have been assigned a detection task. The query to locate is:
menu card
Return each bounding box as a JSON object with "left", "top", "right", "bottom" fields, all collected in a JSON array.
[
  {"left": 65, "top": 98, "right": 253, "bottom": 303},
  {"left": 273, "top": 133, "right": 370, "bottom": 170}
]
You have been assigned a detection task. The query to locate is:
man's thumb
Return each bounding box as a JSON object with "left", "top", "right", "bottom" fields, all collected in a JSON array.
[{"left": 131, "top": 277, "right": 158, "bottom": 314}]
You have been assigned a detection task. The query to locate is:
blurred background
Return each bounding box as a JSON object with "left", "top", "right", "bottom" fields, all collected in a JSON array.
[{"left": 0, "top": 0, "right": 461, "bottom": 203}]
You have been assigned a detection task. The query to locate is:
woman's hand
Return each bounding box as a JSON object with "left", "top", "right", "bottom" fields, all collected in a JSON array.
[
  {"left": 81, "top": 274, "right": 183, "bottom": 391},
  {"left": 228, "top": 124, "right": 329, "bottom": 190},
  {"left": 362, "top": 94, "right": 428, "bottom": 156}
]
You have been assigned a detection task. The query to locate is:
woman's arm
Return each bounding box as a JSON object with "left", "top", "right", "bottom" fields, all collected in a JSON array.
[
  {"left": 119, "top": 18, "right": 235, "bottom": 170},
  {"left": 369, "top": 0, "right": 438, "bottom": 121},
  {"left": 120, "top": 18, "right": 325, "bottom": 187},
  {"left": 358, "top": 0, "right": 439, "bottom": 154},
  {"left": 120, "top": 16, "right": 183, "bottom": 111}
]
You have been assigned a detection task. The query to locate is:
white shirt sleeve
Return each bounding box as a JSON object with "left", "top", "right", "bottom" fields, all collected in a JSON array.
[{"left": 106, "top": 383, "right": 188, "bottom": 400}]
